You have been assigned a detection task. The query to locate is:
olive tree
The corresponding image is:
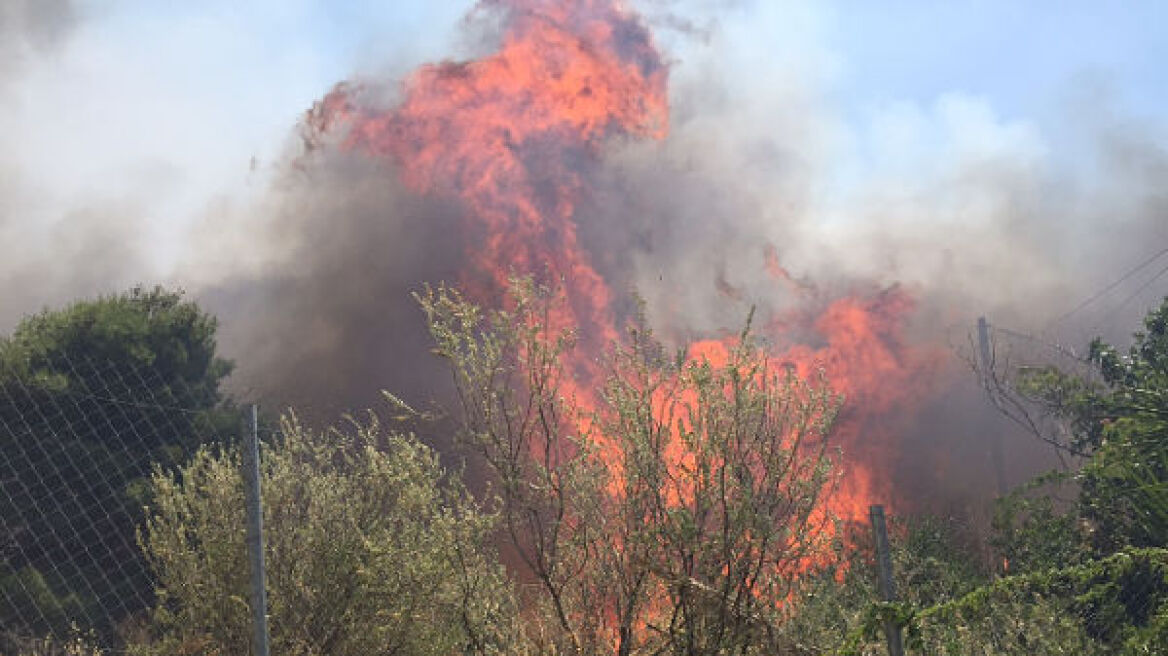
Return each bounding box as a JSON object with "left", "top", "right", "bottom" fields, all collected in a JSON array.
[
  {"left": 418, "top": 279, "right": 841, "bottom": 656},
  {"left": 134, "top": 412, "right": 515, "bottom": 656}
]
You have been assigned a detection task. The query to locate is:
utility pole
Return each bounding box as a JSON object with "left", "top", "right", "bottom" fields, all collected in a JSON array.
[
  {"left": 978, "top": 316, "right": 1008, "bottom": 495},
  {"left": 870, "top": 505, "right": 904, "bottom": 656},
  {"left": 243, "top": 404, "right": 271, "bottom": 656}
]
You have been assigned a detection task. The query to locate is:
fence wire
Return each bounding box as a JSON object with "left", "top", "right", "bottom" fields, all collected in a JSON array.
[
  {"left": 810, "top": 512, "right": 1168, "bottom": 656},
  {"left": 0, "top": 352, "right": 239, "bottom": 654},
  {"left": 0, "top": 340, "right": 1163, "bottom": 655}
]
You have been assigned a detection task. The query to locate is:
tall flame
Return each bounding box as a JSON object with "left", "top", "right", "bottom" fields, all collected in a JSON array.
[
  {"left": 308, "top": 0, "right": 666, "bottom": 364},
  {"left": 306, "top": 0, "right": 935, "bottom": 529}
]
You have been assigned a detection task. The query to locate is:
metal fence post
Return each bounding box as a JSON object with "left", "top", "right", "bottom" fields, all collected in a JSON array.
[
  {"left": 243, "top": 404, "right": 271, "bottom": 656},
  {"left": 870, "top": 505, "right": 904, "bottom": 656}
]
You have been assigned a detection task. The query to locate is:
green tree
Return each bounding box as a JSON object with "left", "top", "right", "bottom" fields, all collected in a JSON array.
[
  {"left": 0, "top": 286, "right": 234, "bottom": 645},
  {"left": 780, "top": 514, "right": 991, "bottom": 655},
  {"left": 135, "top": 412, "right": 515, "bottom": 656},
  {"left": 1076, "top": 299, "right": 1168, "bottom": 552},
  {"left": 880, "top": 297, "right": 1168, "bottom": 654},
  {"left": 771, "top": 299, "right": 1168, "bottom": 656},
  {"left": 1007, "top": 298, "right": 1168, "bottom": 554},
  {"left": 419, "top": 279, "right": 840, "bottom": 655},
  {"left": 990, "top": 472, "right": 1087, "bottom": 574}
]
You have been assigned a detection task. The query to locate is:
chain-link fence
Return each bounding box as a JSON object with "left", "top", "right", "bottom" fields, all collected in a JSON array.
[
  {"left": 817, "top": 509, "right": 1168, "bottom": 656},
  {"left": 0, "top": 352, "right": 243, "bottom": 654},
  {"left": 1, "top": 346, "right": 1165, "bottom": 656}
]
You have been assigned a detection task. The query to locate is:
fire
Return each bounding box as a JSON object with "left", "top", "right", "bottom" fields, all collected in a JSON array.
[
  {"left": 305, "top": 0, "right": 937, "bottom": 643},
  {"left": 764, "top": 243, "right": 815, "bottom": 295},
  {"left": 307, "top": 0, "right": 667, "bottom": 369},
  {"left": 681, "top": 286, "right": 938, "bottom": 525}
]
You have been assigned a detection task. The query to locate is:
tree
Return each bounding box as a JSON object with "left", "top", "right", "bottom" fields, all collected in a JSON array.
[
  {"left": 418, "top": 279, "right": 841, "bottom": 655},
  {"left": 896, "top": 297, "right": 1168, "bottom": 654},
  {"left": 779, "top": 514, "right": 991, "bottom": 655},
  {"left": 0, "top": 286, "right": 235, "bottom": 646},
  {"left": 769, "top": 299, "right": 1168, "bottom": 656},
  {"left": 1075, "top": 299, "right": 1168, "bottom": 551},
  {"left": 1003, "top": 298, "right": 1168, "bottom": 553},
  {"left": 134, "top": 412, "right": 515, "bottom": 656}
]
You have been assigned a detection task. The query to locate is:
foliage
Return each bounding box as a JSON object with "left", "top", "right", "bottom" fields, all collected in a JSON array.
[
  {"left": 891, "top": 514, "right": 990, "bottom": 608},
  {"left": 909, "top": 547, "right": 1168, "bottom": 654},
  {"left": 0, "top": 632, "right": 104, "bottom": 656},
  {"left": 844, "top": 299, "right": 1168, "bottom": 654},
  {"left": 134, "top": 412, "right": 515, "bottom": 656},
  {"left": 790, "top": 529, "right": 1168, "bottom": 654},
  {"left": 418, "top": 279, "right": 841, "bottom": 655},
  {"left": 0, "top": 285, "right": 232, "bottom": 411},
  {"left": 831, "top": 299, "right": 1168, "bottom": 654},
  {"left": 1012, "top": 363, "right": 1110, "bottom": 457},
  {"left": 1012, "top": 298, "right": 1168, "bottom": 552},
  {"left": 780, "top": 514, "right": 990, "bottom": 655},
  {"left": 991, "top": 471, "right": 1088, "bottom": 574},
  {"left": 0, "top": 286, "right": 235, "bottom": 645}
]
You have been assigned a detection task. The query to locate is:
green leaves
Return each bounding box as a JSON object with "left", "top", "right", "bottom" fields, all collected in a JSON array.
[
  {"left": 0, "top": 286, "right": 236, "bottom": 647},
  {"left": 822, "top": 298, "right": 1168, "bottom": 656},
  {"left": 137, "top": 411, "right": 514, "bottom": 656},
  {"left": 1073, "top": 301, "right": 1168, "bottom": 552},
  {"left": 1005, "top": 298, "right": 1168, "bottom": 553},
  {"left": 2, "top": 286, "right": 231, "bottom": 394},
  {"left": 420, "top": 277, "right": 843, "bottom": 655}
]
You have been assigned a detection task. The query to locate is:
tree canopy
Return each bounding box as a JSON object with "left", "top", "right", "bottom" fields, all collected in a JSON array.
[
  {"left": 135, "top": 412, "right": 514, "bottom": 656},
  {"left": 1008, "top": 298, "right": 1168, "bottom": 553},
  {"left": 0, "top": 286, "right": 234, "bottom": 646},
  {"left": 419, "top": 279, "right": 841, "bottom": 655}
]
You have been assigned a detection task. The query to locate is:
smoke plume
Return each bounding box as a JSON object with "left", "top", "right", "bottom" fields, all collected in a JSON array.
[
  {"left": 3, "top": 1, "right": 1165, "bottom": 510},
  {"left": 0, "top": 0, "right": 154, "bottom": 329}
]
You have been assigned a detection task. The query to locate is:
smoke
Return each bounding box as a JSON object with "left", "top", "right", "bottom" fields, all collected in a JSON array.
[
  {"left": 2, "top": 0, "right": 1164, "bottom": 506},
  {"left": 189, "top": 1, "right": 1166, "bottom": 508},
  {"left": 0, "top": 0, "right": 77, "bottom": 72},
  {"left": 582, "top": 24, "right": 1168, "bottom": 346},
  {"left": 570, "top": 10, "right": 1168, "bottom": 500},
  {"left": 0, "top": 0, "right": 152, "bottom": 329},
  {"left": 193, "top": 146, "right": 467, "bottom": 424},
  {"left": 0, "top": 0, "right": 354, "bottom": 332}
]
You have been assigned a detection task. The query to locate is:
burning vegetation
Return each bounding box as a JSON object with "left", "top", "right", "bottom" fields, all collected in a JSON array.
[
  {"left": 3, "top": 0, "right": 1167, "bottom": 654},
  {"left": 300, "top": 0, "right": 938, "bottom": 528}
]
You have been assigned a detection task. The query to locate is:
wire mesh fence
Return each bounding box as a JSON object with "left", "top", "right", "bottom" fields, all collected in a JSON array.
[
  {"left": 0, "top": 351, "right": 241, "bottom": 654},
  {"left": 817, "top": 511, "right": 1168, "bottom": 656},
  {"left": 0, "top": 346, "right": 1165, "bottom": 655}
]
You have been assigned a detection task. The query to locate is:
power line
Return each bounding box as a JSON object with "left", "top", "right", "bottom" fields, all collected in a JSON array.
[
  {"left": 1046, "top": 245, "right": 1168, "bottom": 329},
  {"left": 990, "top": 324, "right": 1087, "bottom": 362},
  {"left": 1107, "top": 260, "right": 1168, "bottom": 320}
]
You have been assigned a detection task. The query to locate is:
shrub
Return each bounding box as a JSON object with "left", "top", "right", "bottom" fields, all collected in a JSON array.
[{"left": 135, "top": 412, "right": 515, "bottom": 656}]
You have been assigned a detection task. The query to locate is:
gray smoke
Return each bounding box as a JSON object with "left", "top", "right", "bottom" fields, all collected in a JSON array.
[
  {"left": 0, "top": 0, "right": 77, "bottom": 71},
  {"left": 571, "top": 49, "right": 1167, "bottom": 502},
  {"left": 192, "top": 5, "right": 1166, "bottom": 507},
  {"left": 2, "top": 0, "right": 1164, "bottom": 507},
  {"left": 581, "top": 74, "right": 1168, "bottom": 349},
  {"left": 193, "top": 145, "right": 467, "bottom": 426},
  {"left": 0, "top": 0, "right": 154, "bottom": 330}
]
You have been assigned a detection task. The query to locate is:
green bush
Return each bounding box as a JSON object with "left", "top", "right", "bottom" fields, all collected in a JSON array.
[
  {"left": 419, "top": 280, "right": 841, "bottom": 655},
  {"left": 134, "top": 412, "right": 515, "bottom": 656},
  {"left": 0, "top": 634, "right": 103, "bottom": 656}
]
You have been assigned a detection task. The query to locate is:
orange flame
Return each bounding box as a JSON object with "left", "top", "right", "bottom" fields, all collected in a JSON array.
[
  {"left": 306, "top": 0, "right": 939, "bottom": 630},
  {"left": 309, "top": 0, "right": 667, "bottom": 371}
]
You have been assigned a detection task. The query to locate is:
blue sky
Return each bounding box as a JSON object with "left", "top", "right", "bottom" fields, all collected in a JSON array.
[
  {"left": 45, "top": 0, "right": 1167, "bottom": 166},
  {"left": 11, "top": 0, "right": 1165, "bottom": 204},
  {"left": 2, "top": 0, "right": 1165, "bottom": 327},
  {"left": 830, "top": 1, "right": 1165, "bottom": 119}
]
